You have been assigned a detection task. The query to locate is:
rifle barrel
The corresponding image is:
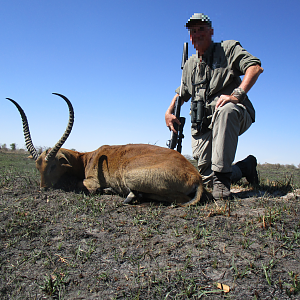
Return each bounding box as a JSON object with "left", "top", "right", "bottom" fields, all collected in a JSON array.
[{"left": 181, "top": 43, "right": 188, "bottom": 69}]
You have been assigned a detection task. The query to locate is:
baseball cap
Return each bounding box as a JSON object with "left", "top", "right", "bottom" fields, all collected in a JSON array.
[{"left": 185, "top": 13, "right": 212, "bottom": 28}]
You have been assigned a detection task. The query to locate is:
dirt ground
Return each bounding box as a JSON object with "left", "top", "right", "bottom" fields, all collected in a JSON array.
[{"left": 1, "top": 153, "right": 300, "bottom": 299}]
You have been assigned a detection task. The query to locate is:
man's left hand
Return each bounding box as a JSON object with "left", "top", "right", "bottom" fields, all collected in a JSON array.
[{"left": 216, "top": 94, "right": 238, "bottom": 109}]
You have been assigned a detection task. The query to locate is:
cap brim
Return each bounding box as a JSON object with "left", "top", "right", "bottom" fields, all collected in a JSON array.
[{"left": 185, "top": 20, "right": 211, "bottom": 28}]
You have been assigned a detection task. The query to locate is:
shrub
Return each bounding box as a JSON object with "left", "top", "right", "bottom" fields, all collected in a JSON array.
[{"left": 10, "top": 143, "right": 17, "bottom": 151}]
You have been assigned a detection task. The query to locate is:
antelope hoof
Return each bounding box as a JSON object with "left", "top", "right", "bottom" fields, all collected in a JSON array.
[
  {"left": 102, "top": 187, "right": 115, "bottom": 195},
  {"left": 123, "top": 191, "right": 137, "bottom": 204}
]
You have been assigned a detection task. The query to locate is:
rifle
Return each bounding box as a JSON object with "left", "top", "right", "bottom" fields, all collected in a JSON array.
[{"left": 167, "top": 42, "right": 188, "bottom": 153}]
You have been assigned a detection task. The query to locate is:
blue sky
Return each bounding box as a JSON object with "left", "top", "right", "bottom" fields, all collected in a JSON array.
[{"left": 0, "top": 0, "right": 299, "bottom": 165}]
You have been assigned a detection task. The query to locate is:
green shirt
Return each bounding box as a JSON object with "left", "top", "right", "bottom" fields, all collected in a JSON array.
[{"left": 176, "top": 40, "right": 261, "bottom": 127}]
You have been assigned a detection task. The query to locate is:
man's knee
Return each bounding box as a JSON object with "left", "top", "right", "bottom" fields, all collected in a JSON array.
[
  {"left": 212, "top": 103, "right": 242, "bottom": 138},
  {"left": 215, "top": 103, "right": 240, "bottom": 121}
]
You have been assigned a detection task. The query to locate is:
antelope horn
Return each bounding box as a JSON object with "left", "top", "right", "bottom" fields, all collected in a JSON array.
[
  {"left": 45, "top": 93, "right": 74, "bottom": 161},
  {"left": 6, "top": 98, "right": 39, "bottom": 160}
]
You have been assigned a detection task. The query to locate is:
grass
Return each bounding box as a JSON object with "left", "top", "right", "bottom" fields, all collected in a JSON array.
[{"left": 0, "top": 151, "right": 300, "bottom": 299}]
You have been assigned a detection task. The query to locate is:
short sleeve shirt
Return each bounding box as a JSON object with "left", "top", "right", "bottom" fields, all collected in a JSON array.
[{"left": 175, "top": 40, "right": 261, "bottom": 122}]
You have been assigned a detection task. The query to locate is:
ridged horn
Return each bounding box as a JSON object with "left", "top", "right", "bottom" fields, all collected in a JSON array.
[
  {"left": 45, "top": 93, "right": 74, "bottom": 162},
  {"left": 6, "top": 98, "right": 39, "bottom": 160}
]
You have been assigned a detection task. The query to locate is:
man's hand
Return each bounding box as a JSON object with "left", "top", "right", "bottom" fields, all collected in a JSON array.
[
  {"left": 216, "top": 94, "right": 238, "bottom": 109},
  {"left": 165, "top": 94, "right": 182, "bottom": 134},
  {"left": 216, "top": 64, "right": 263, "bottom": 109},
  {"left": 165, "top": 112, "right": 181, "bottom": 134}
]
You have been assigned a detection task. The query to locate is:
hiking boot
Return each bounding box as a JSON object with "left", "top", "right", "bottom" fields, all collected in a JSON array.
[
  {"left": 235, "top": 155, "right": 258, "bottom": 184},
  {"left": 213, "top": 172, "right": 232, "bottom": 200}
]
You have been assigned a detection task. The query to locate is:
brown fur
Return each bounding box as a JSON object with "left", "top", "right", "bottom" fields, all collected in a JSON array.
[{"left": 35, "top": 144, "right": 207, "bottom": 206}]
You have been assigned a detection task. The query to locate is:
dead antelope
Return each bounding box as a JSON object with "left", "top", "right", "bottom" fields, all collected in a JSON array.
[{"left": 7, "top": 93, "right": 208, "bottom": 206}]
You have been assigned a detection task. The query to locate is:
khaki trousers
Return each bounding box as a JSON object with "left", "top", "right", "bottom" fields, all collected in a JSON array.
[{"left": 191, "top": 102, "right": 253, "bottom": 185}]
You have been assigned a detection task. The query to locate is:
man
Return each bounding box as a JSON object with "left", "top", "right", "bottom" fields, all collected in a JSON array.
[{"left": 165, "top": 13, "right": 263, "bottom": 200}]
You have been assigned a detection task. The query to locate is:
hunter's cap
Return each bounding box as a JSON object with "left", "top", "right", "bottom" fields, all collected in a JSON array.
[{"left": 185, "top": 13, "right": 212, "bottom": 28}]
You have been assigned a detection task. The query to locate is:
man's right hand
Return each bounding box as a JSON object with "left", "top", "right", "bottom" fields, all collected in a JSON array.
[
  {"left": 165, "top": 94, "right": 182, "bottom": 134},
  {"left": 165, "top": 112, "right": 181, "bottom": 134}
]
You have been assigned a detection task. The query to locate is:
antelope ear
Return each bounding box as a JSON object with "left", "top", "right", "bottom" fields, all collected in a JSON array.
[
  {"left": 60, "top": 160, "right": 72, "bottom": 168},
  {"left": 56, "top": 152, "right": 72, "bottom": 168}
]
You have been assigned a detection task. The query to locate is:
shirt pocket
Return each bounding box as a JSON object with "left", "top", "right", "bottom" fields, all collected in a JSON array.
[{"left": 208, "top": 67, "right": 234, "bottom": 96}]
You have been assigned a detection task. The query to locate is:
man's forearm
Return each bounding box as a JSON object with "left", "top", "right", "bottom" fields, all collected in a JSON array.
[
  {"left": 166, "top": 94, "right": 179, "bottom": 115},
  {"left": 216, "top": 64, "right": 263, "bottom": 108},
  {"left": 240, "top": 64, "right": 264, "bottom": 94}
]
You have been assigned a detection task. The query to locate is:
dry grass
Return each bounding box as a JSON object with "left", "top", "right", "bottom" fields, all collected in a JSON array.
[{"left": 0, "top": 151, "right": 300, "bottom": 299}]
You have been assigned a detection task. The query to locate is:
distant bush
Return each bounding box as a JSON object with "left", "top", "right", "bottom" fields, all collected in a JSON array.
[
  {"left": 10, "top": 143, "right": 17, "bottom": 151},
  {"left": 0, "top": 143, "right": 28, "bottom": 153},
  {"left": 36, "top": 146, "right": 48, "bottom": 154},
  {"left": 184, "top": 154, "right": 193, "bottom": 160},
  {"left": 284, "top": 164, "right": 297, "bottom": 170},
  {"left": 258, "top": 163, "right": 299, "bottom": 170},
  {"left": 257, "top": 163, "right": 300, "bottom": 188}
]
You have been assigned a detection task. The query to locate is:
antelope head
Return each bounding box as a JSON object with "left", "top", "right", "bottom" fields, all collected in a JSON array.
[{"left": 7, "top": 93, "right": 75, "bottom": 189}]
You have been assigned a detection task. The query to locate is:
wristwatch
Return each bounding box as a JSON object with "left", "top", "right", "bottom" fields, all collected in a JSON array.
[{"left": 231, "top": 87, "right": 246, "bottom": 103}]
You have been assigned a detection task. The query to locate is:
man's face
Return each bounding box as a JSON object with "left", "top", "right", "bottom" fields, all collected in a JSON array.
[{"left": 188, "top": 23, "right": 213, "bottom": 54}]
